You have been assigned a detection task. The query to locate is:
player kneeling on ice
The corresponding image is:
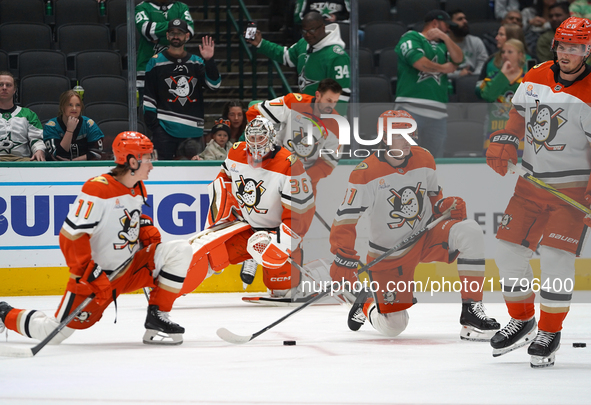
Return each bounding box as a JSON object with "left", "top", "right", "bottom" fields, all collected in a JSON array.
[
  {"left": 329, "top": 110, "right": 500, "bottom": 340},
  {"left": 179, "top": 116, "right": 315, "bottom": 300},
  {"left": 0, "top": 132, "right": 192, "bottom": 346}
]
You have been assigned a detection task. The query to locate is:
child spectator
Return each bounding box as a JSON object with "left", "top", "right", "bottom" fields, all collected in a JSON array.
[{"left": 198, "top": 118, "right": 232, "bottom": 160}]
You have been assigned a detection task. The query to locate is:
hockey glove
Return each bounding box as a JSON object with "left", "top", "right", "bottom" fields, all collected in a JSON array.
[
  {"left": 206, "top": 177, "right": 239, "bottom": 228},
  {"left": 434, "top": 197, "right": 466, "bottom": 220},
  {"left": 139, "top": 214, "right": 161, "bottom": 247},
  {"left": 330, "top": 250, "right": 359, "bottom": 285},
  {"left": 247, "top": 223, "right": 301, "bottom": 270},
  {"left": 486, "top": 134, "right": 519, "bottom": 176},
  {"left": 75, "top": 262, "right": 112, "bottom": 305}
]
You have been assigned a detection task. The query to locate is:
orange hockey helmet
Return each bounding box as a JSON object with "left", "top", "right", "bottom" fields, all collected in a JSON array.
[
  {"left": 112, "top": 131, "right": 154, "bottom": 165},
  {"left": 378, "top": 110, "right": 418, "bottom": 142},
  {"left": 551, "top": 16, "right": 591, "bottom": 56}
]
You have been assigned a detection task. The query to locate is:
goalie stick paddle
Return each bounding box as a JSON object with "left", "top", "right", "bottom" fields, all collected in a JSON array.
[
  {"left": 508, "top": 162, "right": 591, "bottom": 215},
  {"left": 216, "top": 290, "right": 331, "bottom": 344},
  {"left": 0, "top": 257, "right": 132, "bottom": 358}
]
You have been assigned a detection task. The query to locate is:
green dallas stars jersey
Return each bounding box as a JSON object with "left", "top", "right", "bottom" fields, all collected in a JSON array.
[
  {"left": 395, "top": 31, "right": 454, "bottom": 118},
  {"left": 0, "top": 106, "right": 44, "bottom": 158},
  {"left": 257, "top": 23, "right": 350, "bottom": 114}
]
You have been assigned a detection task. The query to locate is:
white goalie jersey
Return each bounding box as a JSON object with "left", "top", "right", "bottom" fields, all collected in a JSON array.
[
  {"left": 217, "top": 142, "right": 315, "bottom": 237},
  {"left": 330, "top": 147, "right": 442, "bottom": 261}
]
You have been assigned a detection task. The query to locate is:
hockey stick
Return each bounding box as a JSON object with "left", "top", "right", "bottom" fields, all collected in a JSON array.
[
  {"left": 314, "top": 211, "right": 332, "bottom": 232},
  {"left": 0, "top": 257, "right": 132, "bottom": 358},
  {"left": 355, "top": 208, "right": 452, "bottom": 276},
  {"left": 216, "top": 290, "right": 331, "bottom": 344},
  {"left": 508, "top": 162, "right": 591, "bottom": 215}
]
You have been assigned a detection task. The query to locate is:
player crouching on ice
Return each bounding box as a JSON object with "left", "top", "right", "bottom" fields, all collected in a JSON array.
[
  {"left": 178, "top": 116, "right": 316, "bottom": 301},
  {"left": 0, "top": 132, "right": 192, "bottom": 346},
  {"left": 329, "top": 110, "right": 500, "bottom": 340}
]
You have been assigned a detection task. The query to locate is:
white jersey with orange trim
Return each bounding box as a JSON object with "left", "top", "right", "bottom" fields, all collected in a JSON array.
[
  {"left": 330, "top": 147, "right": 442, "bottom": 261},
  {"left": 246, "top": 93, "right": 341, "bottom": 186},
  {"left": 504, "top": 61, "right": 591, "bottom": 187},
  {"left": 60, "top": 174, "right": 147, "bottom": 276},
  {"left": 218, "top": 142, "right": 315, "bottom": 237}
]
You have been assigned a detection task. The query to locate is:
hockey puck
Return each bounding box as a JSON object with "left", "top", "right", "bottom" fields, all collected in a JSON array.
[
  {"left": 283, "top": 340, "right": 296, "bottom": 346},
  {"left": 573, "top": 342, "right": 586, "bottom": 348}
]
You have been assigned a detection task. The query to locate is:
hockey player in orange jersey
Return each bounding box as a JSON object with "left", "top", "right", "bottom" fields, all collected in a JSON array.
[
  {"left": 243, "top": 79, "right": 341, "bottom": 291},
  {"left": 0, "top": 132, "right": 193, "bottom": 346},
  {"left": 486, "top": 17, "right": 591, "bottom": 368},
  {"left": 180, "top": 116, "right": 316, "bottom": 301},
  {"left": 329, "top": 110, "right": 500, "bottom": 340}
]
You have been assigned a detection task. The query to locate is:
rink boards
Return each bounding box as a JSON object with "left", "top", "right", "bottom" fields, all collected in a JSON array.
[{"left": 1, "top": 159, "right": 590, "bottom": 295}]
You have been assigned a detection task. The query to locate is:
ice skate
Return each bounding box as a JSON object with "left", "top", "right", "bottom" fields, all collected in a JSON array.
[
  {"left": 528, "top": 330, "right": 561, "bottom": 368},
  {"left": 240, "top": 259, "right": 258, "bottom": 288},
  {"left": 143, "top": 305, "right": 184, "bottom": 345},
  {"left": 0, "top": 301, "right": 13, "bottom": 334},
  {"left": 459, "top": 301, "right": 500, "bottom": 341},
  {"left": 347, "top": 288, "right": 372, "bottom": 331},
  {"left": 490, "top": 317, "right": 536, "bottom": 357}
]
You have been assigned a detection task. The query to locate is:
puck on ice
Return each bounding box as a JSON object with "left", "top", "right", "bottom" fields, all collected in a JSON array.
[
  {"left": 283, "top": 340, "right": 296, "bottom": 346},
  {"left": 573, "top": 342, "right": 586, "bottom": 348}
]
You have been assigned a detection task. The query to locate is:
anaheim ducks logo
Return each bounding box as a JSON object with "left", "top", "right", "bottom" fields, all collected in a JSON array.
[
  {"left": 287, "top": 126, "right": 319, "bottom": 159},
  {"left": 386, "top": 183, "right": 425, "bottom": 229},
  {"left": 235, "top": 175, "right": 268, "bottom": 214},
  {"left": 526, "top": 101, "right": 566, "bottom": 154},
  {"left": 499, "top": 214, "right": 512, "bottom": 230},
  {"left": 114, "top": 208, "right": 140, "bottom": 251}
]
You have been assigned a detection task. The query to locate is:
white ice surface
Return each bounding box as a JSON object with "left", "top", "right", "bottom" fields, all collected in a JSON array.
[{"left": 1, "top": 292, "right": 590, "bottom": 405}]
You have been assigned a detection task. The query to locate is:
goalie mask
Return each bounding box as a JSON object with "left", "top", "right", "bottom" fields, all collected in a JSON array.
[
  {"left": 245, "top": 115, "right": 276, "bottom": 164},
  {"left": 112, "top": 131, "right": 155, "bottom": 166}
]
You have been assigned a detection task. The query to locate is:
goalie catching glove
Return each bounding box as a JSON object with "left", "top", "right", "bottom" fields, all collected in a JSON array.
[
  {"left": 434, "top": 197, "right": 466, "bottom": 220},
  {"left": 247, "top": 223, "right": 301, "bottom": 269},
  {"left": 486, "top": 133, "right": 519, "bottom": 176},
  {"left": 75, "top": 261, "right": 112, "bottom": 305}
]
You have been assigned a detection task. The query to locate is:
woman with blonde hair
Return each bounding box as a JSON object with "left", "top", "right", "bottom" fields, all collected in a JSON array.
[
  {"left": 479, "top": 24, "right": 533, "bottom": 82},
  {"left": 477, "top": 39, "right": 529, "bottom": 154},
  {"left": 43, "top": 90, "right": 105, "bottom": 160}
]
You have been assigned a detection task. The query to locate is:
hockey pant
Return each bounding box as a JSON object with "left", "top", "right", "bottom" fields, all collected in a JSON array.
[
  {"left": 363, "top": 219, "right": 485, "bottom": 335},
  {"left": 181, "top": 221, "right": 302, "bottom": 294},
  {"left": 495, "top": 181, "right": 588, "bottom": 333},
  {"left": 3, "top": 240, "right": 191, "bottom": 344}
]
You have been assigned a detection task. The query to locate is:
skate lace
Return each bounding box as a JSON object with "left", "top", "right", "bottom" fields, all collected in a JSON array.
[
  {"left": 499, "top": 318, "right": 524, "bottom": 338},
  {"left": 157, "top": 310, "right": 175, "bottom": 325},
  {"left": 470, "top": 302, "right": 491, "bottom": 320},
  {"left": 241, "top": 259, "right": 258, "bottom": 276},
  {"left": 533, "top": 330, "right": 555, "bottom": 347},
  {"left": 351, "top": 307, "right": 366, "bottom": 323}
]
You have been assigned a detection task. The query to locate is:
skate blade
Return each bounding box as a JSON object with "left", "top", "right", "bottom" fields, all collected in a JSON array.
[
  {"left": 460, "top": 325, "right": 497, "bottom": 342},
  {"left": 142, "top": 330, "right": 183, "bottom": 345},
  {"left": 492, "top": 328, "right": 536, "bottom": 357},
  {"left": 530, "top": 354, "right": 556, "bottom": 368}
]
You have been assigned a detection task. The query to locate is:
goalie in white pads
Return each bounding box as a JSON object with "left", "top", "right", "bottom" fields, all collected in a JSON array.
[
  {"left": 0, "top": 132, "right": 192, "bottom": 346},
  {"left": 485, "top": 17, "right": 591, "bottom": 368},
  {"left": 329, "top": 110, "right": 500, "bottom": 340},
  {"left": 179, "top": 116, "right": 316, "bottom": 299}
]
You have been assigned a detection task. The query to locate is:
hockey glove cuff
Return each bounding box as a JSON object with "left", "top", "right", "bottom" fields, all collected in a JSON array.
[
  {"left": 139, "top": 214, "right": 161, "bottom": 247},
  {"left": 434, "top": 197, "right": 466, "bottom": 220},
  {"left": 330, "top": 250, "right": 359, "bottom": 285},
  {"left": 486, "top": 134, "right": 519, "bottom": 176},
  {"left": 76, "top": 262, "right": 112, "bottom": 305}
]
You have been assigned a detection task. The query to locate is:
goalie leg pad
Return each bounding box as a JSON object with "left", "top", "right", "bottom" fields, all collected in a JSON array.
[{"left": 181, "top": 222, "right": 252, "bottom": 294}]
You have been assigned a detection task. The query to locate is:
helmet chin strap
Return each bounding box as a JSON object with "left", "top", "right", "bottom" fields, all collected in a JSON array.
[{"left": 127, "top": 154, "right": 141, "bottom": 176}]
